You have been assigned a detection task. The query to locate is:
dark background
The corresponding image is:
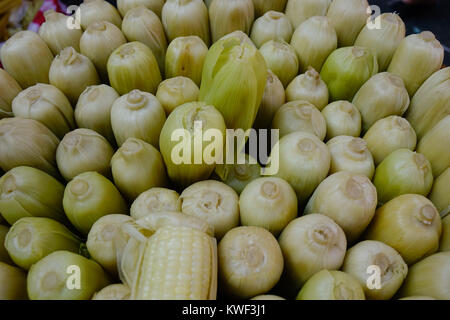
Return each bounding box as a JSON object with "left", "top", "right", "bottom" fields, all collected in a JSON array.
[{"left": 61, "top": 0, "right": 449, "bottom": 65}]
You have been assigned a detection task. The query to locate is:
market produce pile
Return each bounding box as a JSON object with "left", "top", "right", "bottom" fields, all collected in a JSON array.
[{"left": 0, "top": 0, "right": 449, "bottom": 300}]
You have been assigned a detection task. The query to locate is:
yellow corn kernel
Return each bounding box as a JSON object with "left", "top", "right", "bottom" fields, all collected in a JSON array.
[{"left": 132, "top": 226, "right": 217, "bottom": 300}]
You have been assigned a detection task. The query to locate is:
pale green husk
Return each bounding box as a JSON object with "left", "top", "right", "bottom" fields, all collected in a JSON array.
[
  {"left": 405, "top": 67, "right": 450, "bottom": 139},
  {"left": 63, "top": 172, "right": 129, "bottom": 235},
  {"left": 0, "top": 117, "right": 60, "bottom": 178},
  {"left": 159, "top": 101, "right": 226, "bottom": 188},
  {"left": 12, "top": 83, "right": 75, "bottom": 139},
  {"left": 286, "top": 0, "right": 331, "bottom": 29},
  {"left": 354, "top": 13, "right": 405, "bottom": 71},
  {"left": 290, "top": 16, "right": 337, "bottom": 73},
  {"left": 27, "top": 251, "right": 111, "bottom": 300},
  {"left": 322, "top": 101, "right": 361, "bottom": 140},
  {"left": 5, "top": 217, "right": 81, "bottom": 270},
  {"left": 320, "top": 46, "right": 378, "bottom": 101},
  {"left": 75, "top": 85, "right": 119, "bottom": 145},
  {"left": 199, "top": 34, "right": 267, "bottom": 131},
  {"left": 352, "top": 72, "right": 410, "bottom": 132},
  {"left": 107, "top": 42, "right": 162, "bottom": 95},
  {"left": 296, "top": 270, "right": 365, "bottom": 300},
  {"left": 0, "top": 166, "right": 66, "bottom": 225},
  {"left": 416, "top": 115, "right": 450, "bottom": 178},
  {"left": 363, "top": 116, "right": 416, "bottom": 165},
  {"left": 165, "top": 36, "right": 208, "bottom": 86},
  {"left": 388, "top": 31, "right": 444, "bottom": 96},
  {"left": 121, "top": 7, "right": 167, "bottom": 73},
  {"left": 162, "top": 0, "right": 210, "bottom": 46},
  {"left": 111, "top": 138, "right": 168, "bottom": 201},
  {"left": 373, "top": 149, "right": 433, "bottom": 205},
  {"left": 49, "top": 47, "right": 100, "bottom": 105},
  {"left": 250, "top": 11, "right": 292, "bottom": 48}
]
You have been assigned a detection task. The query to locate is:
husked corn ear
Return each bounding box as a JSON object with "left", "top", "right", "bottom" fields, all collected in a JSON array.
[
  {"left": 278, "top": 214, "right": 347, "bottom": 296},
  {"left": 0, "top": 262, "right": 28, "bottom": 300},
  {"left": 305, "top": 172, "right": 377, "bottom": 244},
  {"left": 271, "top": 131, "right": 331, "bottom": 204},
  {"left": 342, "top": 240, "right": 408, "bottom": 300},
  {"left": 80, "top": 0, "right": 122, "bottom": 29},
  {"left": 239, "top": 177, "right": 297, "bottom": 236},
  {"left": 124, "top": 225, "right": 217, "bottom": 300},
  {"left": 373, "top": 149, "right": 433, "bottom": 205},
  {"left": 364, "top": 194, "right": 442, "bottom": 265}
]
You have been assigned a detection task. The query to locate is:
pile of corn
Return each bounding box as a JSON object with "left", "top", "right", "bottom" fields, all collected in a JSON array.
[{"left": 0, "top": 0, "right": 449, "bottom": 300}]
